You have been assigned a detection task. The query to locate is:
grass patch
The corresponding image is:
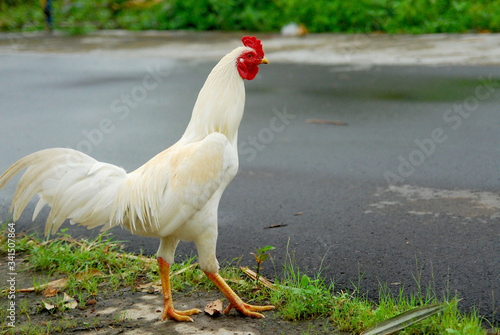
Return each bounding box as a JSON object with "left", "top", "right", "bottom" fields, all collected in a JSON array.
[
  {"left": 3, "top": 228, "right": 153, "bottom": 296},
  {"left": 265, "top": 246, "right": 496, "bottom": 334},
  {"left": 0, "top": 225, "right": 497, "bottom": 334}
]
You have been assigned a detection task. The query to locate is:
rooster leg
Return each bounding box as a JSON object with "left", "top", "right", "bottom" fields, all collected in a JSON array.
[
  {"left": 158, "top": 257, "right": 201, "bottom": 322},
  {"left": 204, "top": 271, "right": 275, "bottom": 318}
]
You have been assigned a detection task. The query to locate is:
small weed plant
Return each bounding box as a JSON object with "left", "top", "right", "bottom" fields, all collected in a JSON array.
[{"left": 250, "top": 245, "right": 275, "bottom": 286}]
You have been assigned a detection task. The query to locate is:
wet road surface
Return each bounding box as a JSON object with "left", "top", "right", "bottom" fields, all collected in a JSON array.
[{"left": 0, "top": 37, "right": 499, "bottom": 322}]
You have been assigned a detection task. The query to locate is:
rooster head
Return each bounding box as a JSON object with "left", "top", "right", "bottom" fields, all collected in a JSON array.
[{"left": 237, "top": 36, "right": 268, "bottom": 81}]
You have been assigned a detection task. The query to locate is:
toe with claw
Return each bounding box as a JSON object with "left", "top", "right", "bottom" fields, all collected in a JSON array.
[{"left": 205, "top": 271, "right": 275, "bottom": 318}]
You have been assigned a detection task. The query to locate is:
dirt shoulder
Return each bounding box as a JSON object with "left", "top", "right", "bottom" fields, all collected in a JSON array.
[{"left": 1, "top": 255, "right": 336, "bottom": 335}]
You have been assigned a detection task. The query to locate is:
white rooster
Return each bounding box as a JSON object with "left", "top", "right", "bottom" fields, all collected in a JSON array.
[{"left": 0, "top": 36, "right": 273, "bottom": 322}]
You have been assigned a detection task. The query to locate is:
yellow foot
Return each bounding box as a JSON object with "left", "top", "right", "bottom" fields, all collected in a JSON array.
[
  {"left": 161, "top": 305, "right": 202, "bottom": 322},
  {"left": 204, "top": 271, "right": 275, "bottom": 318},
  {"left": 157, "top": 257, "right": 201, "bottom": 322},
  {"left": 223, "top": 301, "right": 275, "bottom": 318}
]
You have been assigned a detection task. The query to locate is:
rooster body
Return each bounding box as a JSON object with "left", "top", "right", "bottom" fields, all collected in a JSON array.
[{"left": 0, "top": 37, "right": 273, "bottom": 321}]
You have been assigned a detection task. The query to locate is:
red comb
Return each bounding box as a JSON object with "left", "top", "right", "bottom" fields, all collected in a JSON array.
[{"left": 242, "top": 36, "right": 264, "bottom": 58}]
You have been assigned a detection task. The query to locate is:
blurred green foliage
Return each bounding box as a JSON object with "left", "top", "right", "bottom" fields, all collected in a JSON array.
[{"left": 1, "top": 0, "right": 499, "bottom": 33}]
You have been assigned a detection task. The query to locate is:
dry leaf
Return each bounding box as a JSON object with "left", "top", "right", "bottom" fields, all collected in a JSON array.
[
  {"left": 17, "top": 269, "right": 103, "bottom": 293},
  {"left": 42, "top": 287, "right": 58, "bottom": 297},
  {"left": 240, "top": 267, "right": 275, "bottom": 290},
  {"left": 42, "top": 301, "right": 56, "bottom": 311},
  {"left": 18, "top": 277, "right": 67, "bottom": 293},
  {"left": 64, "top": 299, "right": 78, "bottom": 309},
  {"left": 136, "top": 282, "right": 161, "bottom": 293},
  {"left": 42, "top": 293, "right": 78, "bottom": 311},
  {"left": 204, "top": 299, "right": 223, "bottom": 317},
  {"left": 85, "top": 299, "right": 97, "bottom": 306},
  {"left": 62, "top": 293, "right": 78, "bottom": 309},
  {"left": 171, "top": 263, "right": 198, "bottom": 277}
]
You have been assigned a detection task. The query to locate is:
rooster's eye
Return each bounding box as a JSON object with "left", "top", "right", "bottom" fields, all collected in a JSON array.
[{"left": 247, "top": 53, "right": 253, "bottom": 58}]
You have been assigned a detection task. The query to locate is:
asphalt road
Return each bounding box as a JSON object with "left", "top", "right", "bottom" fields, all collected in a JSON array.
[{"left": 0, "top": 39, "right": 499, "bottom": 323}]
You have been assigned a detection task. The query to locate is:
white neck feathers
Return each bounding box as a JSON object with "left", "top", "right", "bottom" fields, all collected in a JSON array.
[{"left": 182, "top": 47, "right": 252, "bottom": 146}]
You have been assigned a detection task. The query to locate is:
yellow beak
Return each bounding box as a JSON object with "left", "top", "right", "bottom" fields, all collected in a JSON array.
[{"left": 260, "top": 57, "right": 269, "bottom": 64}]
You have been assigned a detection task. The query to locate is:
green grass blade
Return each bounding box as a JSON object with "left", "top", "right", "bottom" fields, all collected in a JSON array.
[{"left": 361, "top": 303, "right": 446, "bottom": 335}]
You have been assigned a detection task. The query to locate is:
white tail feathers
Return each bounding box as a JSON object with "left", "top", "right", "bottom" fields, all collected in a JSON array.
[
  {"left": 0, "top": 135, "right": 236, "bottom": 239},
  {"left": 0, "top": 148, "right": 127, "bottom": 236}
]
